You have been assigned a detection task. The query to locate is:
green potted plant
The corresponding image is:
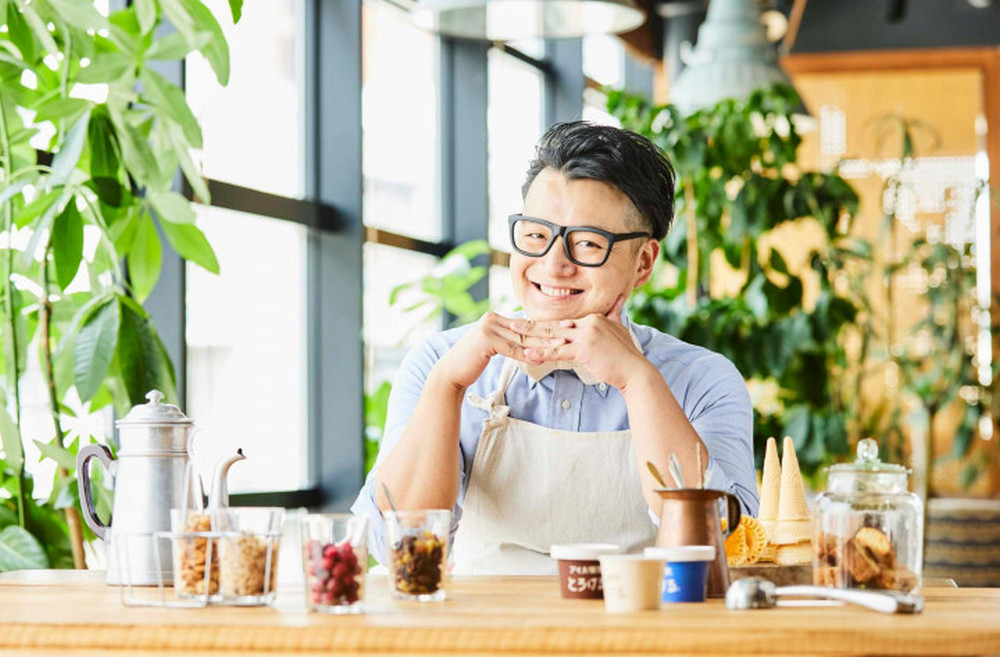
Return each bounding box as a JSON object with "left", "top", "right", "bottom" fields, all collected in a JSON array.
[
  {"left": 0, "top": 0, "right": 240, "bottom": 570},
  {"left": 607, "top": 85, "right": 864, "bottom": 478}
]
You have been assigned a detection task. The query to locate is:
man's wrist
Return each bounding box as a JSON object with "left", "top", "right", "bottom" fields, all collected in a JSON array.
[
  {"left": 427, "top": 360, "right": 470, "bottom": 396},
  {"left": 620, "top": 358, "right": 665, "bottom": 399}
]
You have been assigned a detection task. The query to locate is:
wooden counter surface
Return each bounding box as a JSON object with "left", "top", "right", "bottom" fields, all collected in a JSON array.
[{"left": 0, "top": 571, "right": 998, "bottom": 656}]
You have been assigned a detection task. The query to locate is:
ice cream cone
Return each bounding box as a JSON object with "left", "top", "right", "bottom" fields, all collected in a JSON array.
[
  {"left": 758, "top": 437, "right": 780, "bottom": 540},
  {"left": 773, "top": 436, "right": 812, "bottom": 545},
  {"left": 775, "top": 540, "right": 813, "bottom": 566}
]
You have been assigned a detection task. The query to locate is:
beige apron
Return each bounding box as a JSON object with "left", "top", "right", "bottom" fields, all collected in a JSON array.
[{"left": 452, "top": 358, "right": 657, "bottom": 575}]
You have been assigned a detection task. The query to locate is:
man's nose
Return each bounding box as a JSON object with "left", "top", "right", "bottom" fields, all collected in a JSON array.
[{"left": 541, "top": 235, "right": 576, "bottom": 271}]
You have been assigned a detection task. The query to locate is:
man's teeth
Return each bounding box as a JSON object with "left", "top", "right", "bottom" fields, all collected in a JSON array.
[{"left": 538, "top": 284, "right": 580, "bottom": 297}]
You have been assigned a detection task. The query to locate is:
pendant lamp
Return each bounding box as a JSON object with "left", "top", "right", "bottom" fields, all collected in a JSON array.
[
  {"left": 668, "top": 0, "right": 809, "bottom": 118},
  {"left": 410, "top": 0, "right": 646, "bottom": 41}
]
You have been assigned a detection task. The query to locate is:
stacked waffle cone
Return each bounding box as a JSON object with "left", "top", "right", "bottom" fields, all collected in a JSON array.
[{"left": 756, "top": 436, "right": 812, "bottom": 565}]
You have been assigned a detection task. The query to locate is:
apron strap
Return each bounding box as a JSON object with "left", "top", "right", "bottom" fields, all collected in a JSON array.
[{"left": 466, "top": 358, "right": 520, "bottom": 413}]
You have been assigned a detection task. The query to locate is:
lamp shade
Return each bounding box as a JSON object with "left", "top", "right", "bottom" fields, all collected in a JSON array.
[
  {"left": 668, "top": 0, "right": 807, "bottom": 117},
  {"left": 410, "top": 0, "right": 646, "bottom": 41}
]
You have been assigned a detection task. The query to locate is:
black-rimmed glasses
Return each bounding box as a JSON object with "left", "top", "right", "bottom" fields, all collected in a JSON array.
[{"left": 508, "top": 214, "right": 651, "bottom": 267}]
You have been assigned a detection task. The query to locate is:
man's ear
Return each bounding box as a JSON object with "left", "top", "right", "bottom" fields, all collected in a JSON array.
[{"left": 632, "top": 239, "right": 659, "bottom": 288}]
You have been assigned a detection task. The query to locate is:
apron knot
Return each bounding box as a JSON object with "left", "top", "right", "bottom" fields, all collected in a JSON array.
[{"left": 466, "top": 391, "right": 510, "bottom": 425}]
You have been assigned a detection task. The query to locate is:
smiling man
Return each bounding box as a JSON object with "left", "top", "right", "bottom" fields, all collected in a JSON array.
[{"left": 353, "top": 121, "right": 758, "bottom": 574}]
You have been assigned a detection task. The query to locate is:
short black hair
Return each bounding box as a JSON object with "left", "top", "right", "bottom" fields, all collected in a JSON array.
[{"left": 522, "top": 121, "right": 676, "bottom": 240}]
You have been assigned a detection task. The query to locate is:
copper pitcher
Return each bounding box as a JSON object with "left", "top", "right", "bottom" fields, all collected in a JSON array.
[{"left": 653, "top": 489, "right": 741, "bottom": 598}]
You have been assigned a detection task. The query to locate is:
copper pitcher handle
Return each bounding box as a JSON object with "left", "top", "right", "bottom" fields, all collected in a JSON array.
[{"left": 722, "top": 493, "right": 742, "bottom": 538}]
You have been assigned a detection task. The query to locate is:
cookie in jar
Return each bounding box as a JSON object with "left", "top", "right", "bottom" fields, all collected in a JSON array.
[{"left": 814, "top": 439, "right": 922, "bottom": 593}]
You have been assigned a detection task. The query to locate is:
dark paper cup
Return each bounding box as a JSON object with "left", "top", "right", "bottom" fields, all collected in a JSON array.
[{"left": 550, "top": 544, "right": 622, "bottom": 599}]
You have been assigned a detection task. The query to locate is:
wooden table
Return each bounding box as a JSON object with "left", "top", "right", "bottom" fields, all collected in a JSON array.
[{"left": 0, "top": 571, "right": 998, "bottom": 656}]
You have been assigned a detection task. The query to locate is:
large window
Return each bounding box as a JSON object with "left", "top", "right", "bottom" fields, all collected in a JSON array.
[
  {"left": 185, "top": 207, "right": 309, "bottom": 493},
  {"left": 487, "top": 48, "right": 544, "bottom": 250},
  {"left": 186, "top": 0, "right": 306, "bottom": 198},
  {"left": 184, "top": 0, "right": 309, "bottom": 494},
  {"left": 362, "top": 0, "right": 441, "bottom": 242}
]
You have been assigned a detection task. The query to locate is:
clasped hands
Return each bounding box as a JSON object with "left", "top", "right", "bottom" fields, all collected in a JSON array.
[{"left": 437, "top": 295, "right": 650, "bottom": 392}]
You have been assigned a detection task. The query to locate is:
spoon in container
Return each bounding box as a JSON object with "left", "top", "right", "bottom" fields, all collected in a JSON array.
[
  {"left": 646, "top": 461, "right": 670, "bottom": 489},
  {"left": 725, "top": 577, "right": 924, "bottom": 614}
]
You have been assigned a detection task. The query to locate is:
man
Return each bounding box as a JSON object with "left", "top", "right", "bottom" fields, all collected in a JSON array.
[{"left": 352, "top": 121, "right": 757, "bottom": 574}]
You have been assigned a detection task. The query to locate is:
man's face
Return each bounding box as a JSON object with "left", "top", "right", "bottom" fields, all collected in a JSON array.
[{"left": 510, "top": 168, "right": 659, "bottom": 321}]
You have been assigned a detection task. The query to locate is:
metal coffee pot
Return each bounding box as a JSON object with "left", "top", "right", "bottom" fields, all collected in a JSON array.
[{"left": 77, "top": 390, "right": 198, "bottom": 586}]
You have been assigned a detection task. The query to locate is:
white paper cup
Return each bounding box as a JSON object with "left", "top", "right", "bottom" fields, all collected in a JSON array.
[{"left": 597, "top": 555, "right": 665, "bottom": 612}]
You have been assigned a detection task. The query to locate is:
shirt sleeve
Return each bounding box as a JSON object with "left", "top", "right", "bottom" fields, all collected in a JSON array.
[
  {"left": 349, "top": 336, "right": 466, "bottom": 566},
  {"left": 686, "top": 355, "right": 759, "bottom": 517}
]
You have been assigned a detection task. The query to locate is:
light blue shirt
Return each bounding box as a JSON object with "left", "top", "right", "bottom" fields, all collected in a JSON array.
[{"left": 351, "top": 315, "right": 759, "bottom": 564}]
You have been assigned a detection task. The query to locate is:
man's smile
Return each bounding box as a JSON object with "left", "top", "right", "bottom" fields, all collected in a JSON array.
[{"left": 533, "top": 282, "right": 583, "bottom": 297}]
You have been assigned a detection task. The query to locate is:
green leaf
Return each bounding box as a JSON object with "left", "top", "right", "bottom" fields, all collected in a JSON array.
[
  {"left": 109, "top": 110, "right": 160, "bottom": 185},
  {"left": 165, "top": 122, "right": 210, "bottom": 203},
  {"left": 228, "top": 0, "right": 243, "bottom": 23},
  {"left": 19, "top": 3, "right": 58, "bottom": 57},
  {"left": 0, "top": 179, "right": 30, "bottom": 208},
  {"left": 32, "top": 96, "right": 91, "bottom": 127},
  {"left": 127, "top": 211, "right": 162, "bottom": 303},
  {"left": 134, "top": 0, "right": 157, "bottom": 35},
  {"left": 51, "top": 202, "right": 84, "bottom": 290},
  {"left": 148, "top": 189, "right": 196, "bottom": 225},
  {"left": 32, "top": 439, "right": 76, "bottom": 472},
  {"left": 146, "top": 30, "right": 212, "bottom": 60},
  {"left": 0, "top": 526, "right": 49, "bottom": 571},
  {"left": 139, "top": 68, "right": 202, "bottom": 148},
  {"left": 0, "top": 396, "right": 23, "bottom": 472},
  {"left": 7, "top": 3, "right": 36, "bottom": 63},
  {"left": 74, "top": 299, "right": 121, "bottom": 402},
  {"left": 0, "top": 504, "right": 17, "bottom": 529},
  {"left": 75, "top": 53, "right": 134, "bottom": 84},
  {"left": 46, "top": 0, "right": 109, "bottom": 31},
  {"left": 88, "top": 109, "right": 120, "bottom": 179},
  {"left": 161, "top": 0, "right": 229, "bottom": 85},
  {"left": 117, "top": 300, "right": 170, "bottom": 405},
  {"left": 159, "top": 219, "right": 219, "bottom": 274},
  {"left": 768, "top": 248, "right": 789, "bottom": 275},
  {"left": 50, "top": 110, "right": 92, "bottom": 186}
]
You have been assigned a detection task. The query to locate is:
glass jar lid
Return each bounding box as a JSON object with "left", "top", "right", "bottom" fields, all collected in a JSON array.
[
  {"left": 826, "top": 438, "right": 910, "bottom": 494},
  {"left": 116, "top": 390, "right": 193, "bottom": 426}
]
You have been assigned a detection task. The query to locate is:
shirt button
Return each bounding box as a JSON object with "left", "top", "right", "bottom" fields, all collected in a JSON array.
[
  {"left": 561, "top": 400, "right": 571, "bottom": 411},
  {"left": 598, "top": 383, "right": 608, "bottom": 392}
]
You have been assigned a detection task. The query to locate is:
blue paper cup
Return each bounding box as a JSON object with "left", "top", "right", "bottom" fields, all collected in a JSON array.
[{"left": 644, "top": 546, "right": 716, "bottom": 603}]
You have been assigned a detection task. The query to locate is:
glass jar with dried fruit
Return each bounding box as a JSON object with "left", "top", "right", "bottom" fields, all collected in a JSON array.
[
  {"left": 384, "top": 509, "right": 450, "bottom": 602},
  {"left": 301, "top": 514, "right": 368, "bottom": 614},
  {"left": 814, "top": 438, "right": 923, "bottom": 593}
]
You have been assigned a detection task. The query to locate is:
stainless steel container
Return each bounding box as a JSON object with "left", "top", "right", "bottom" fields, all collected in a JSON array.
[{"left": 78, "top": 390, "right": 196, "bottom": 586}]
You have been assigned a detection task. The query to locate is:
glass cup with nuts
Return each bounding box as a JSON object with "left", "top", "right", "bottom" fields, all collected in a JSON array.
[
  {"left": 211, "top": 507, "right": 284, "bottom": 605},
  {"left": 384, "top": 509, "right": 450, "bottom": 602},
  {"left": 301, "top": 514, "right": 368, "bottom": 614},
  {"left": 171, "top": 509, "right": 219, "bottom": 601}
]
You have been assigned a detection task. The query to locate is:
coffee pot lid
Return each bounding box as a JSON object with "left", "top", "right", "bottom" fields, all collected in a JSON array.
[{"left": 116, "top": 390, "right": 193, "bottom": 426}]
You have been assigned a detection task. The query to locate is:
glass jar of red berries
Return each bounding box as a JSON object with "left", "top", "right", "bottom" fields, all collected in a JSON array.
[{"left": 301, "top": 514, "right": 368, "bottom": 614}]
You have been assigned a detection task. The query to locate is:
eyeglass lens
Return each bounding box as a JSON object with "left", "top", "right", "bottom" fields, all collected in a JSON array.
[{"left": 511, "top": 218, "right": 609, "bottom": 265}]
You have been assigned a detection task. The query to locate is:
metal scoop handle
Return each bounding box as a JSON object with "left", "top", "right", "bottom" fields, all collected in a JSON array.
[{"left": 776, "top": 585, "right": 924, "bottom": 614}]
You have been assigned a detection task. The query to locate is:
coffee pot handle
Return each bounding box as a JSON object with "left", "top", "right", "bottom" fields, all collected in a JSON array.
[
  {"left": 77, "top": 444, "right": 115, "bottom": 541},
  {"left": 722, "top": 493, "right": 742, "bottom": 538}
]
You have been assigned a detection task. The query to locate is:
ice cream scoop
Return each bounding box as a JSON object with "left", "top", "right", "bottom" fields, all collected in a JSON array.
[{"left": 725, "top": 576, "right": 923, "bottom": 614}]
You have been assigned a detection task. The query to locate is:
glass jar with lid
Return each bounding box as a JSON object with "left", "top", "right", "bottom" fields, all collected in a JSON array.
[{"left": 814, "top": 438, "right": 923, "bottom": 593}]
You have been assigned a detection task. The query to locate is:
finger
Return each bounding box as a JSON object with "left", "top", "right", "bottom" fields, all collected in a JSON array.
[
  {"left": 605, "top": 295, "right": 625, "bottom": 323},
  {"left": 509, "top": 319, "right": 573, "bottom": 340},
  {"left": 493, "top": 325, "right": 566, "bottom": 350},
  {"left": 523, "top": 344, "right": 574, "bottom": 362}
]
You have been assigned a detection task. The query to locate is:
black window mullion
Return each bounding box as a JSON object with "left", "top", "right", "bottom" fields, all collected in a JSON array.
[
  {"left": 544, "top": 38, "right": 584, "bottom": 126},
  {"left": 314, "top": 0, "right": 364, "bottom": 511},
  {"left": 440, "top": 37, "right": 490, "bottom": 302}
]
